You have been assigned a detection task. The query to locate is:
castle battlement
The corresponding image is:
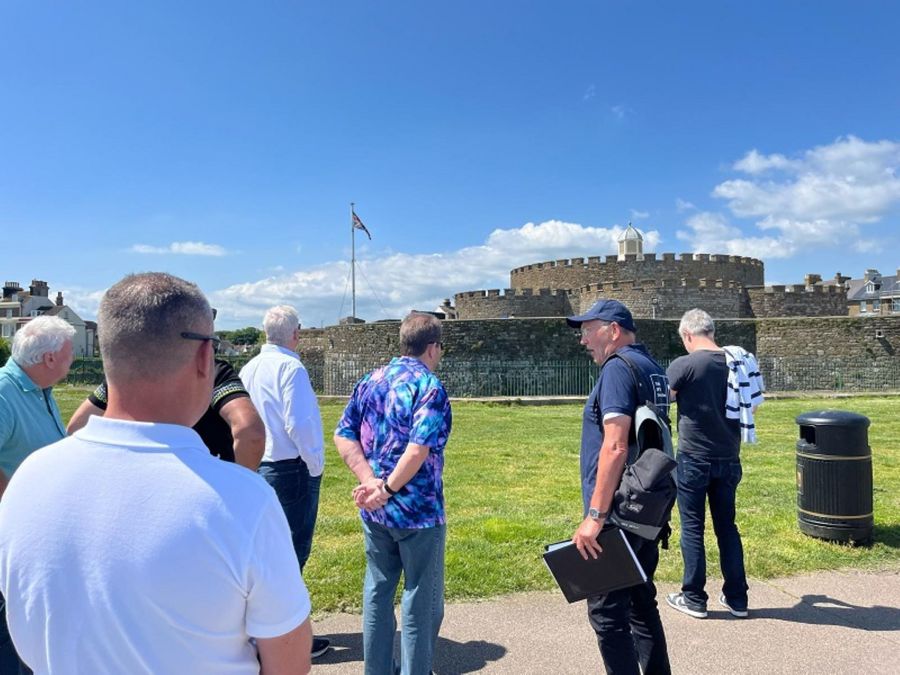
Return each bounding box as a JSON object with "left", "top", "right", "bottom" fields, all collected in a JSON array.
[{"left": 456, "top": 248, "right": 840, "bottom": 321}]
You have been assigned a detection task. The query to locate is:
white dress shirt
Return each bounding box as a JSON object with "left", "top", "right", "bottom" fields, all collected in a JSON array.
[{"left": 240, "top": 344, "right": 325, "bottom": 475}]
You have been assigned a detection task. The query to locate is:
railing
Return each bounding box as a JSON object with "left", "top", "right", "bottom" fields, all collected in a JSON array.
[{"left": 62, "top": 356, "right": 900, "bottom": 397}]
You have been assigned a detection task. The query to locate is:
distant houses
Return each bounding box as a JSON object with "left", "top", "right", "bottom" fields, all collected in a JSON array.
[
  {"left": 846, "top": 268, "right": 900, "bottom": 317},
  {"left": 0, "top": 279, "right": 96, "bottom": 356}
]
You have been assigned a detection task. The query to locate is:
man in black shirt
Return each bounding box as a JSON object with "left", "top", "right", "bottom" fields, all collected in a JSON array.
[
  {"left": 67, "top": 359, "right": 265, "bottom": 470},
  {"left": 665, "top": 308, "right": 749, "bottom": 619}
]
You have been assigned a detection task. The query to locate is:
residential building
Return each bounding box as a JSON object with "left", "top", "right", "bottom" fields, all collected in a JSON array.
[
  {"left": 847, "top": 269, "right": 900, "bottom": 317},
  {"left": 0, "top": 280, "right": 95, "bottom": 355}
]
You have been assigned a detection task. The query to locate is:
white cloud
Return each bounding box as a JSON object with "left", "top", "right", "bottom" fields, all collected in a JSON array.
[
  {"left": 678, "top": 135, "right": 900, "bottom": 258},
  {"left": 676, "top": 211, "right": 795, "bottom": 259},
  {"left": 209, "top": 219, "right": 665, "bottom": 327},
  {"left": 675, "top": 198, "right": 696, "bottom": 212},
  {"left": 629, "top": 209, "right": 649, "bottom": 220},
  {"left": 583, "top": 84, "right": 596, "bottom": 101},
  {"left": 732, "top": 149, "right": 800, "bottom": 174},
  {"left": 611, "top": 104, "right": 629, "bottom": 120},
  {"left": 130, "top": 241, "right": 228, "bottom": 256}
]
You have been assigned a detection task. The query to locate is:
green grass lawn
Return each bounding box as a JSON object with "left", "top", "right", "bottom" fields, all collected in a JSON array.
[{"left": 53, "top": 386, "right": 900, "bottom": 614}]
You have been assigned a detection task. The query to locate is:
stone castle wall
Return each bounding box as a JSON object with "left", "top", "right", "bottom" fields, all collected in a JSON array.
[
  {"left": 509, "top": 253, "right": 764, "bottom": 291},
  {"left": 455, "top": 279, "right": 848, "bottom": 321},
  {"left": 296, "top": 316, "right": 899, "bottom": 374},
  {"left": 454, "top": 288, "right": 573, "bottom": 319},
  {"left": 745, "top": 284, "right": 847, "bottom": 318}
]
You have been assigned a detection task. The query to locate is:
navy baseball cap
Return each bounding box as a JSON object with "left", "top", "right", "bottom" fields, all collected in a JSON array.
[{"left": 566, "top": 299, "right": 637, "bottom": 332}]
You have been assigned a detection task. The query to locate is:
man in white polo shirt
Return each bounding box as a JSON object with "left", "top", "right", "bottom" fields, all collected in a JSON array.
[{"left": 0, "top": 272, "right": 312, "bottom": 674}]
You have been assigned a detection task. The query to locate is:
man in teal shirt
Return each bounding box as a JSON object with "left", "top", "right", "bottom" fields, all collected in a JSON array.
[
  {"left": 0, "top": 315, "right": 74, "bottom": 673},
  {"left": 0, "top": 316, "right": 74, "bottom": 495}
]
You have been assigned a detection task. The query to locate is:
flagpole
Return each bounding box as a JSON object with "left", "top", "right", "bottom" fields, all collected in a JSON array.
[{"left": 350, "top": 202, "right": 356, "bottom": 319}]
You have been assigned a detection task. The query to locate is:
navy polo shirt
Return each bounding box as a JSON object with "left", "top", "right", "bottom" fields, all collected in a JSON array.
[{"left": 580, "top": 344, "right": 669, "bottom": 512}]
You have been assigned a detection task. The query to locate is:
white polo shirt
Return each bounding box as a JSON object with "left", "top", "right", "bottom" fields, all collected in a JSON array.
[{"left": 0, "top": 416, "right": 310, "bottom": 674}]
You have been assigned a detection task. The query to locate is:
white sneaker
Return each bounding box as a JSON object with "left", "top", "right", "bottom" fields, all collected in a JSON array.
[{"left": 719, "top": 594, "right": 749, "bottom": 618}]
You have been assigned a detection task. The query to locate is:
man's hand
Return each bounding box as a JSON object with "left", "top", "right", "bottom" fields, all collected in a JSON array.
[
  {"left": 352, "top": 478, "right": 388, "bottom": 511},
  {"left": 572, "top": 516, "right": 604, "bottom": 560}
]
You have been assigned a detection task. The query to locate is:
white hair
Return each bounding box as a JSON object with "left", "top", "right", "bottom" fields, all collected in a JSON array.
[
  {"left": 263, "top": 305, "right": 299, "bottom": 345},
  {"left": 12, "top": 316, "right": 76, "bottom": 367},
  {"left": 679, "top": 308, "right": 715, "bottom": 337}
]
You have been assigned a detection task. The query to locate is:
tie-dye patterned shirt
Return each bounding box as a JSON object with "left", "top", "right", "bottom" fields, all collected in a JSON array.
[{"left": 335, "top": 356, "right": 452, "bottom": 529}]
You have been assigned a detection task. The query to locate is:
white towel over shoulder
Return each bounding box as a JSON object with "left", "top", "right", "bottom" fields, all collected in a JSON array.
[{"left": 723, "top": 345, "right": 765, "bottom": 444}]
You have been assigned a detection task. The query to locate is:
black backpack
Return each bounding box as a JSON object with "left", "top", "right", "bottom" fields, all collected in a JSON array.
[{"left": 597, "top": 352, "right": 677, "bottom": 546}]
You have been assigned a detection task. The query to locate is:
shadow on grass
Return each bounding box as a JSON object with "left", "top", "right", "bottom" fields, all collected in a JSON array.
[
  {"left": 873, "top": 524, "right": 900, "bottom": 549},
  {"left": 316, "top": 631, "right": 506, "bottom": 673},
  {"left": 751, "top": 594, "right": 900, "bottom": 631}
]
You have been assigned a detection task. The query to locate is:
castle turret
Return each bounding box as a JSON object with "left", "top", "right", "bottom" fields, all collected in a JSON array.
[{"left": 617, "top": 223, "right": 644, "bottom": 260}]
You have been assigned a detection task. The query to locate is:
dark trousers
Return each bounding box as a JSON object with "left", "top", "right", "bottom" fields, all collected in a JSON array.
[
  {"left": 0, "top": 594, "right": 32, "bottom": 675},
  {"left": 676, "top": 452, "right": 748, "bottom": 608},
  {"left": 586, "top": 534, "right": 671, "bottom": 675},
  {"left": 258, "top": 457, "right": 321, "bottom": 572}
]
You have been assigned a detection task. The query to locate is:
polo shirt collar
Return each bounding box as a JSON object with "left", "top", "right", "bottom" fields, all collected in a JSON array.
[
  {"left": 75, "top": 415, "right": 205, "bottom": 450},
  {"left": 3, "top": 359, "right": 40, "bottom": 393}
]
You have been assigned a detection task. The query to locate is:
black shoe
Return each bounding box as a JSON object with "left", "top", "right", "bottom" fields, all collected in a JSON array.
[{"left": 311, "top": 637, "right": 331, "bottom": 658}]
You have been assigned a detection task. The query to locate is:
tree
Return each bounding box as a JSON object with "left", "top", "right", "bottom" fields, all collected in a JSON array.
[
  {"left": 230, "top": 327, "right": 262, "bottom": 345},
  {"left": 0, "top": 337, "right": 9, "bottom": 366}
]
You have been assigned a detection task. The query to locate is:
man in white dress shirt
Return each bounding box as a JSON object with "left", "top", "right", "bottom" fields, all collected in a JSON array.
[
  {"left": 240, "top": 305, "right": 329, "bottom": 659},
  {"left": 0, "top": 273, "right": 312, "bottom": 674}
]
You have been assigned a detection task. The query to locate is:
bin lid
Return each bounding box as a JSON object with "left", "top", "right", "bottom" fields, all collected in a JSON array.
[{"left": 795, "top": 410, "right": 870, "bottom": 428}]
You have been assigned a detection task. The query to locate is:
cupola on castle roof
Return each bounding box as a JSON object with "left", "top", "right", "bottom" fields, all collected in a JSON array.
[{"left": 617, "top": 222, "right": 644, "bottom": 260}]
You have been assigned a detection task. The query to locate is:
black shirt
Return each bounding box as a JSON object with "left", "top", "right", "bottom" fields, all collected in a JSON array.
[
  {"left": 87, "top": 359, "right": 250, "bottom": 462},
  {"left": 666, "top": 350, "right": 740, "bottom": 459}
]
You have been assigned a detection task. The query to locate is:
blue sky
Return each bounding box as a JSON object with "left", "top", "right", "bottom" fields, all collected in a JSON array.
[{"left": 2, "top": 1, "right": 899, "bottom": 328}]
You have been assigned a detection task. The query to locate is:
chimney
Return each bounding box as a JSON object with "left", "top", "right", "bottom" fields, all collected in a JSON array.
[
  {"left": 29, "top": 279, "right": 49, "bottom": 297},
  {"left": 804, "top": 273, "right": 822, "bottom": 287},
  {"left": 3, "top": 281, "right": 22, "bottom": 300},
  {"left": 56, "top": 291, "right": 64, "bottom": 307}
]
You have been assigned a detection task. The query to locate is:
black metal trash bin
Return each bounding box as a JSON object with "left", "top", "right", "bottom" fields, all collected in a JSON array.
[{"left": 796, "top": 410, "right": 873, "bottom": 544}]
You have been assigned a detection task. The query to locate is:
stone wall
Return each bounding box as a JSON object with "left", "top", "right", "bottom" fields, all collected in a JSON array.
[
  {"left": 454, "top": 288, "right": 573, "bottom": 319},
  {"left": 509, "top": 253, "right": 764, "bottom": 290},
  {"left": 746, "top": 285, "right": 847, "bottom": 318},
  {"left": 571, "top": 279, "right": 747, "bottom": 319},
  {"left": 296, "top": 316, "right": 900, "bottom": 365}
]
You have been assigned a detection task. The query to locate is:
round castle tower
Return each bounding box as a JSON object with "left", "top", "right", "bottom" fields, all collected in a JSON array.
[{"left": 455, "top": 226, "right": 845, "bottom": 320}]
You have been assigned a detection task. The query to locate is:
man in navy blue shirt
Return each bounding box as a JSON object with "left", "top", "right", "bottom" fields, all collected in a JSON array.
[{"left": 568, "top": 299, "right": 671, "bottom": 675}]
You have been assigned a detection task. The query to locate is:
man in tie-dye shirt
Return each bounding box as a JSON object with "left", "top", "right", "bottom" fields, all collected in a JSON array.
[{"left": 334, "top": 312, "right": 452, "bottom": 675}]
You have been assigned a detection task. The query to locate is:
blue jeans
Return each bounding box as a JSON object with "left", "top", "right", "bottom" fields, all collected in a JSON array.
[
  {"left": 361, "top": 520, "right": 445, "bottom": 675},
  {"left": 586, "top": 534, "right": 671, "bottom": 675},
  {"left": 676, "top": 452, "right": 748, "bottom": 608},
  {"left": 258, "top": 458, "right": 321, "bottom": 572}
]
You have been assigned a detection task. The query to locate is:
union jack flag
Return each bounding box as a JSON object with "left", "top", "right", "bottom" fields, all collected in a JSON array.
[{"left": 352, "top": 211, "right": 372, "bottom": 240}]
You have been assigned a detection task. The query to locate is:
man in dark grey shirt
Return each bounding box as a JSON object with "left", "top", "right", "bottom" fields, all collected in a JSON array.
[{"left": 665, "top": 308, "right": 749, "bottom": 619}]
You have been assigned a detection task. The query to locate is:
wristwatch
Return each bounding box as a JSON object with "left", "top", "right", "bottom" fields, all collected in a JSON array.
[{"left": 588, "top": 507, "right": 609, "bottom": 521}]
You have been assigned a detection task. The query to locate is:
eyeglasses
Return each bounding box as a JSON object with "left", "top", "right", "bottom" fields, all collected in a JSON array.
[
  {"left": 579, "top": 322, "right": 611, "bottom": 337},
  {"left": 430, "top": 341, "right": 445, "bottom": 349},
  {"left": 181, "top": 331, "right": 221, "bottom": 349}
]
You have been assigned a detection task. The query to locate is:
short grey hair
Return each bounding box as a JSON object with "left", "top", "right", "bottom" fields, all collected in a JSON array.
[
  {"left": 263, "top": 305, "right": 299, "bottom": 345},
  {"left": 98, "top": 272, "right": 213, "bottom": 382},
  {"left": 679, "top": 308, "right": 715, "bottom": 337},
  {"left": 12, "top": 316, "right": 76, "bottom": 367},
  {"left": 400, "top": 312, "right": 442, "bottom": 357}
]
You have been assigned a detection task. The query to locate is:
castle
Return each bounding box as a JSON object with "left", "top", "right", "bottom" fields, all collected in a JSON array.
[{"left": 453, "top": 225, "right": 847, "bottom": 320}]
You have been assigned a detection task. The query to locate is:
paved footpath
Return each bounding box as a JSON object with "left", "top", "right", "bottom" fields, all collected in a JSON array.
[{"left": 311, "top": 569, "right": 900, "bottom": 674}]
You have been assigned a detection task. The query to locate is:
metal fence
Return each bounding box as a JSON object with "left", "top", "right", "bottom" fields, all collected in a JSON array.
[{"left": 63, "top": 355, "right": 900, "bottom": 397}]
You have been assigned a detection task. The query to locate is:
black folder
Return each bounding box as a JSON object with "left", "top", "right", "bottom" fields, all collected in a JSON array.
[{"left": 543, "top": 528, "right": 647, "bottom": 603}]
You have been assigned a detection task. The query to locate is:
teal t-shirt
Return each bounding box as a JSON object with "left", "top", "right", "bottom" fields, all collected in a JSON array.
[{"left": 0, "top": 359, "right": 66, "bottom": 479}]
